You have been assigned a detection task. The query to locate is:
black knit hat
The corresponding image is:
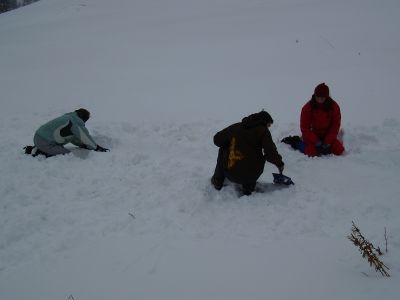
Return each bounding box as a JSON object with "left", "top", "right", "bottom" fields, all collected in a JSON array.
[
  {"left": 314, "top": 83, "right": 330, "bottom": 97},
  {"left": 258, "top": 110, "right": 273, "bottom": 124},
  {"left": 75, "top": 108, "right": 90, "bottom": 122},
  {"left": 242, "top": 110, "right": 273, "bottom": 128}
]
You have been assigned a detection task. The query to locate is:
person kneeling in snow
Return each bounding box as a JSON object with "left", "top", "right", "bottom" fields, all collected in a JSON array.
[
  {"left": 24, "top": 108, "right": 109, "bottom": 157},
  {"left": 282, "top": 83, "right": 345, "bottom": 157},
  {"left": 211, "top": 111, "right": 285, "bottom": 195}
]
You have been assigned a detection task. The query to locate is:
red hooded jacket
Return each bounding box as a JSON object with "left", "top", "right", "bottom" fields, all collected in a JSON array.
[{"left": 300, "top": 97, "right": 341, "bottom": 145}]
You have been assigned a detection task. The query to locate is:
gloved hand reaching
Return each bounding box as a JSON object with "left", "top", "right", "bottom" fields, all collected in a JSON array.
[{"left": 316, "top": 143, "right": 331, "bottom": 155}]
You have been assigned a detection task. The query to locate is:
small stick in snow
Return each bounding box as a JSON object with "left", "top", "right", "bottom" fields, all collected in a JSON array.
[
  {"left": 384, "top": 227, "right": 388, "bottom": 253},
  {"left": 68, "top": 295, "right": 76, "bottom": 300},
  {"left": 129, "top": 212, "right": 135, "bottom": 219},
  {"left": 319, "top": 35, "right": 335, "bottom": 49}
]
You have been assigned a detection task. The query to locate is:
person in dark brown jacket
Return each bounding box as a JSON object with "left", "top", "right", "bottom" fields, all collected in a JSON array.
[{"left": 211, "top": 111, "right": 284, "bottom": 195}]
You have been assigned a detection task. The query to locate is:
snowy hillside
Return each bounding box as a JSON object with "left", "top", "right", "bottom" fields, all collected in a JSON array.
[{"left": 1, "top": 1, "right": 400, "bottom": 299}]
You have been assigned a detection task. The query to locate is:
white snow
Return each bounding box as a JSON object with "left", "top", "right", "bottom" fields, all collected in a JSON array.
[{"left": 1, "top": 0, "right": 400, "bottom": 299}]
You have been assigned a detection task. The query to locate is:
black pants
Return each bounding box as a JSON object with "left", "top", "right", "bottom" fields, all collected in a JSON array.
[{"left": 213, "top": 148, "right": 256, "bottom": 193}]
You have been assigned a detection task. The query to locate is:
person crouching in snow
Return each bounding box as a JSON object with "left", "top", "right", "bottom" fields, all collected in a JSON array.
[
  {"left": 211, "top": 111, "right": 285, "bottom": 195},
  {"left": 24, "top": 108, "right": 109, "bottom": 157},
  {"left": 282, "top": 83, "right": 345, "bottom": 157}
]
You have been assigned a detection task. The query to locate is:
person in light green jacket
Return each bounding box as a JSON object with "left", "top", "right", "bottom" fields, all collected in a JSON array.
[{"left": 24, "top": 108, "right": 109, "bottom": 157}]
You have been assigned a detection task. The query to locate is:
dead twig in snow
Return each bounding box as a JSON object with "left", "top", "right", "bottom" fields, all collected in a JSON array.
[{"left": 348, "top": 221, "right": 390, "bottom": 277}]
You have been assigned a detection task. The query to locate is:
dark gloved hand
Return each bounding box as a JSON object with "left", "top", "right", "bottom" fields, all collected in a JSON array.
[
  {"left": 316, "top": 143, "right": 331, "bottom": 155},
  {"left": 95, "top": 145, "right": 109, "bottom": 152}
]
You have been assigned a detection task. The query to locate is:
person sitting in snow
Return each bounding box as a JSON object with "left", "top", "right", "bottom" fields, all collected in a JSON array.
[
  {"left": 24, "top": 108, "right": 109, "bottom": 157},
  {"left": 282, "top": 83, "right": 345, "bottom": 157},
  {"left": 211, "top": 111, "right": 284, "bottom": 195}
]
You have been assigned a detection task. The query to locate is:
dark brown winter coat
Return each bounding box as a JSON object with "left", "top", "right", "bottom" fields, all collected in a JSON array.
[{"left": 213, "top": 113, "right": 284, "bottom": 183}]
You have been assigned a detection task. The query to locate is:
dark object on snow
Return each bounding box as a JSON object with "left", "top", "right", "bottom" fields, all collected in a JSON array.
[
  {"left": 272, "top": 173, "right": 294, "bottom": 185},
  {"left": 281, "top": 135, "right": 302, "bottom": 150}
]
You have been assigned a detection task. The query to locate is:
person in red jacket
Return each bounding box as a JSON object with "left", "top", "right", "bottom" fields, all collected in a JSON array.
[{"left": 300, "top": 83, "right": 345, "bottom": 156}]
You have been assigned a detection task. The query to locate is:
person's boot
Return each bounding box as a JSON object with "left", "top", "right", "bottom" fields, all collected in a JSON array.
[
  {"left": 211, "top": 176, "right": 224, "bottom": 191},
  {"left": 23, "top": 145, "right": 34, "bottom": 154},
  {"left": 23, "top": 146, "right": 49, "bottom": 157},
  {"left": 242, "top": 183, "right": 256, "bottom": 196}
]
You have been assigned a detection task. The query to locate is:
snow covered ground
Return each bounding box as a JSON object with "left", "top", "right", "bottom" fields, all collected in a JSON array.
[{"left": 1, "top": 0, "right": 400, "bottom": 299}]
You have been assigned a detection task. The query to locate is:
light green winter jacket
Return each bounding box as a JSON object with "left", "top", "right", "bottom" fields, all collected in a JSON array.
[{"left": 35, "top": 112, "right": 97, "bottom": 150}]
